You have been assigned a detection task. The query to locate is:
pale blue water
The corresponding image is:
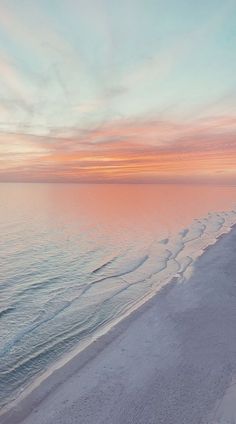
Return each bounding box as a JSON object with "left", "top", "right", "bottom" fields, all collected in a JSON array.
[{"left": 1, "top": 183, "right": 236, "bottom": 409}]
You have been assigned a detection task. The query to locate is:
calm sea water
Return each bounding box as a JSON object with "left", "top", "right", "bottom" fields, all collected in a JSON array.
[{"left": 1, "top": 183, "right": 236, "bottom": 409}]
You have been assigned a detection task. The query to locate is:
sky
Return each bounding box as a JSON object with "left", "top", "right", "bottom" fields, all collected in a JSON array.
[{"left": 0, "top": 0, "right": 236, "bottom": 183}]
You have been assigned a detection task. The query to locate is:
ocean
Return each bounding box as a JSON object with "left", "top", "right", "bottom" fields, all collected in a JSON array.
[{"left": 1, "top": 183, "right": 236, "bottom": 410}]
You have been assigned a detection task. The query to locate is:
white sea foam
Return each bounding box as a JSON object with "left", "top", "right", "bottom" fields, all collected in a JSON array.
[{"left": 85, "top": 210, "right": 236, "bottom": 298}]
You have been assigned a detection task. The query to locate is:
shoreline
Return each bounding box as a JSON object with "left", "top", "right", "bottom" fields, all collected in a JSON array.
[
  {"left": 1, "top": 210, "right": 235, "bottom": 416},
  {"left": 0, "top": 265, "right": 177, "bottom": 423},
  {"left": 2, "top": 225, "right": 236, "bottom": 423}
]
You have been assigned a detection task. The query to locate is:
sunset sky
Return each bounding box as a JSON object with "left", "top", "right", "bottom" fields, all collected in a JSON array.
[{"left": 0, "top": 0, "right": 236, "bottom": 183}]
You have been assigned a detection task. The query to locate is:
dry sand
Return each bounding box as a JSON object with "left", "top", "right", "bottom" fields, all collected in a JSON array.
[{"left": 2, "top": 227, "right": 236, "bottom": 424}]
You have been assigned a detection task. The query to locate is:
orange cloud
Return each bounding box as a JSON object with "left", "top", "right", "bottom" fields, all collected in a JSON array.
[{"left": 1, "top": 115, "right": 236, "bottom": 183}]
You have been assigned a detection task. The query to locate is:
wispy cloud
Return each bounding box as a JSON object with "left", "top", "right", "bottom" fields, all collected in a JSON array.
[
  {"left": 1, "top": 114, "right": 236, "bottom": 183},
  {"left": 0, "top": 0, "right": 236, "bottom": 183}
]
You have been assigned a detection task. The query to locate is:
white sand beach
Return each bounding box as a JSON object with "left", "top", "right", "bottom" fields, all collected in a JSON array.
[{"left": 2, "top": 226, "right": 236, "bottom": 424}]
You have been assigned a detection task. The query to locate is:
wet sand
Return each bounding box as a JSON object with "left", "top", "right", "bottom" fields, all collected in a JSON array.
[{"left": 2, "top": 227, "right": 236, "bottom": 424}]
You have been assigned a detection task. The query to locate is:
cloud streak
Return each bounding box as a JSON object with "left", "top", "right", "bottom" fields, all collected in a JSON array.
[{"left": 1, "top": 114, "right": 236, "bottom": 183}]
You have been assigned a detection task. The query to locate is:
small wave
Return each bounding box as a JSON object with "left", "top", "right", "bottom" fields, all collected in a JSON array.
[
  {"left": 171, "top": 210, "right": 236, "bottom": 281},
  {"left": 183, "top": 222, "right": 206, "bottom": 243},
  {"left": 91, "top": 256, "right": 118, "bottom": 274},
  {"left": 18, "top": 276, "right": 61, "bottom": 297},
  {"left": 179, "top": 228, "right": 189, "bottom": 237},
  {"left": 91, "top": 254, "right": 149, "bottom": 284},
  {"left": 0, "top": 307, "right": 15, "bottom": 319},
  {"left": 0, "top": 289, "right": 86, "bottom": 357},
  {"left": 159, "top": 238, "right": 169, "bottom": 245}
]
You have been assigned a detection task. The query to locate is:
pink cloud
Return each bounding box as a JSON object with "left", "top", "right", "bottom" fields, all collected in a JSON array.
[{"left": 1, "top": 114, "right": 236, "bottom": 183}]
